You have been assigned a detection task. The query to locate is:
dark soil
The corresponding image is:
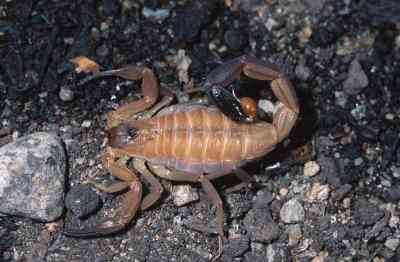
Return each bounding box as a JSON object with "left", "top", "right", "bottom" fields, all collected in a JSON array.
[{"left": 1, "top": 0, "right": 400, "bottom": 261}]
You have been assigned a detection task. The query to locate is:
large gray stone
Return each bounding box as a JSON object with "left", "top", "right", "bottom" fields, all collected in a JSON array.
[{"left": 0, "top": 132, "right": 66, "bottom": 221}]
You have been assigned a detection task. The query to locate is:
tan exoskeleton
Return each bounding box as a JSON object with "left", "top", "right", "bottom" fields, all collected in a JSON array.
[{"left": 65, "top": 55, "right": 299, "bottom": 261}]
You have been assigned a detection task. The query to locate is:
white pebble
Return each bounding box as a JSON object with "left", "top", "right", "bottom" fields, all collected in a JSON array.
[
  {"left": 59, "top": 86, "right": 74, "bottom": 102},
  {"left": 81, "top": 120, "right": 91, "bottom": 128},
  {"left": 303, "top": 161, "right": 320, "bottom": 177},
  {"left": 172, "top": 185, "right": 199, "bottom": 207}
]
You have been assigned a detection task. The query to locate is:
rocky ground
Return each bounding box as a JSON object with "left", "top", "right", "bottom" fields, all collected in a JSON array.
[{"left": 1, "top": 0, "right": 400, "bottom": 261}]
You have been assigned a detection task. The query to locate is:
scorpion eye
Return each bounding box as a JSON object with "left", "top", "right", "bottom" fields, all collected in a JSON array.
[{"left": 125, "top": 125, "right": 137, "bottom": 138}]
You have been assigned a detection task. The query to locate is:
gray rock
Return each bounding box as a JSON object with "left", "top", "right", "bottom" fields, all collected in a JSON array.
[
  {"left": 280, "top": 199, "right": 305, "bottom": 223},
  {"left": 385, "top": 238, "right": 400, "bottom": 251},
  {"left": 343, "top": 59, "right": 369, "bottom": 95},
  {"left": 0, "top": 132, "right": 66, "bottom": 221}
]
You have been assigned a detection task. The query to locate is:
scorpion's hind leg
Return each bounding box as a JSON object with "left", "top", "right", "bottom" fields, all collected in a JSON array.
[
  {"left": 132, "top": 158, "right": 164, "bottom": 211},
  {"left": 64, "top": 150, "right": 142, "bottom": 237}
]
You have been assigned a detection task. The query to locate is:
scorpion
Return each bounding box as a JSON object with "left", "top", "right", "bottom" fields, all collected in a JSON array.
[{"left": 65, "top": 55, "right": 299, "bottom": 261}]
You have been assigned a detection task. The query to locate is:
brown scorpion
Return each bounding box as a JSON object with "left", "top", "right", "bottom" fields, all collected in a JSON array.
[{"left": 65, "top": 55, "right": 299, "bottom": 260}]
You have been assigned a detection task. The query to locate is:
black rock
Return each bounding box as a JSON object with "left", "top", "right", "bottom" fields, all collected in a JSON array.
[
  {"left": 243, "top": 207, "right": 280, "bottom": 243},
  {"left": 382, "top": 185, "right": 400, "bottom": 202},
  {"left": 65, "top": 184, "right": 101, "bottom": 218},
  {"left": 221, "top": 237, "right": 249, "bottom": 260},
  {"left": 224, "top": 30, "right": 248, "bottom": 51},
  {"left": 173, "top": 0, "right": 216, "bottom": 43},
  {"left": 318, "top": 155, "right": 342, "bottom": 187}
]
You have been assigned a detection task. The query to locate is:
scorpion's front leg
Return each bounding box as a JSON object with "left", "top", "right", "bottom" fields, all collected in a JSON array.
[
  {"left": 102, "top": 66, "right": 160, "bottom": 128},
  {"left": 64, "top": 148, "right": 142, "bottom": 237}
]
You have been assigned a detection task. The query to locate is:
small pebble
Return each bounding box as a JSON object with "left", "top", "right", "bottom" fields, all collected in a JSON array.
[
  {"left": 298, "top": 26, "right": 313, "bottom": 45},
  {"left": 166, "top": 49, "right": 192, "bottom": 84},
  {"left": 280, "top": 199, "right": 305, "bottom": 223},
  {"left": 303, "top": 161, "right": 320, "bottom": 177},
  {"left": 59, "top": 86, "right": 74, "bottom": 102},
  {"left": 265, "top": 18, "right": 278, "bottom": 31},
  {"left": 354, "top": 157, "right": 363, "bottom": 166},
  {"left": 385, "top": 113, "right": 395, "bottom": 120},
  {"left": 385, "top": 238, "right": 400, "bottom": 251},
  {"left": 142, "top": 7, "right": 170, "bottom": 20},
  {"left": 305, "top": 183, "right": 330, "bottom": 202},
  {"left": 351, "top": 104, "right": 366, "bottom": 120},
  {"left": 81, "top": 120, "right": 92, "bottom": 128},
  {"left": 287, "top": 224, "right": 302, "bottom": 246},
  {"left": 396, "top": 34, "right": 400, "bottom": 49},
  {"left": 279, "top": 187, "right": 289, "bottom": 197},
  {"left": 172, "top": 185, "right": 199, "bottom": 207},
  {"left": 342, "top": 197, "right": 351, "bottom": 209},
  {"left": 343, "top": 59, "right": 369, "bottom": 95},
  {"left": 334, "top": 91, "right": 348, "bottom": 108},
  {"left": 295, "top": 64, "right": 311, "bottom": 81},
  {"left": 389, "top": 215, "right": 400, "bottom": 228},
  {"left": 392, "top": 167, "right": 400, "bottom": 178},
  {"left": 258, "top": 99, "right": 275, "bottom": 114}
]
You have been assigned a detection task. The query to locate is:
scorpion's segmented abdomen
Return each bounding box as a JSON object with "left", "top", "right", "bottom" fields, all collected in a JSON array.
[{"left": 121, "top": 105, "right": 277, "bottom": 174}]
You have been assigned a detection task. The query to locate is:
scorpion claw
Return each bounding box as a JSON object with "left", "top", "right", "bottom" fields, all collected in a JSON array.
[{"left": 206, "top": 85, "right": 251, "bottom": 122}]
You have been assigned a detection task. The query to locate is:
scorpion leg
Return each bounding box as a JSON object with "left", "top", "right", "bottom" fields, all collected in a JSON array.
[
  {"left": 199, "top": 175, "right": 224, "bottom": 262},
  {"left": 64, "top": 148, "right": 142, "bottom": 237},
  {"left": 105, "top": 66, "right": 160, "bottom": 128},
  {"left": 132, "top": 158, "right": 164, "bottom": 211},
  {"left": 147, "top": 164, "right": 226, "bottom": 261}
]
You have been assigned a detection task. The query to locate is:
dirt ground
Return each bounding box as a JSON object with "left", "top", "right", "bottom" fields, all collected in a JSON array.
[{"left": 1, "top": 0, "right": 400, "bottom": 261}]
